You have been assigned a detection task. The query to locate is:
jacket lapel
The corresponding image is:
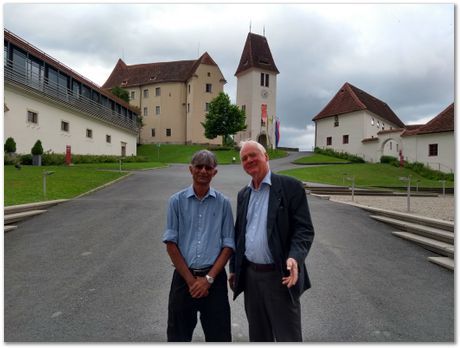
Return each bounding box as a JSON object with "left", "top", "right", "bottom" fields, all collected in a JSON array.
[{"left": 267, "top": 173, "right": 282, "bottom": 239}]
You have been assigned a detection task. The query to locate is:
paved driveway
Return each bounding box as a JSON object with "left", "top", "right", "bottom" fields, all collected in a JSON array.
[{"left": 4, "top": 152, "right": 454, "bottom": 342}]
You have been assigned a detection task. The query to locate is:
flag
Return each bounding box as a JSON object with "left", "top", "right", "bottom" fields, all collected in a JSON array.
[{"left": 275, "top": 117, "right": 280, "bottom": 148}]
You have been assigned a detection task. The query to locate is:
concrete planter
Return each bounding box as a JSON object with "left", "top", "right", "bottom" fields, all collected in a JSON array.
[{"left": 32, "top": 154, "right": 42, "bottom": 166}]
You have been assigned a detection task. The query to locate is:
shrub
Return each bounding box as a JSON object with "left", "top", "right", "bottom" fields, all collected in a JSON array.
[
  {"left": 380, "top": 155, "right": 399, "bottom": 166},
  {"left": 4, "top": 137, "right": 16, "bottom": 153},
  {"left": 314, "top": 147, "right": 364, "bottom": 163},
  {"left": 31, "top": 140, "right": 44, "bottom": 155}
]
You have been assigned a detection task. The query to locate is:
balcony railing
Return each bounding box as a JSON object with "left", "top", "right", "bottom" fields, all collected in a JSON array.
[{"left": 4, "top": 58, "right": 138, "bottom": 133}]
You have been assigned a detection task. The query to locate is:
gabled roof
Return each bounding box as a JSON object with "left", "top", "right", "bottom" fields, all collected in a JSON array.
[
  {"left": 312, "top": 82, "right": 405, "bottom": 128},
  {"left": 235, "top": 32, "right": 279, "bottom": 76},
  {"left": 414, "top": 103, "right": 454, "bottom": 135},
  {"left": 102, "top": 52, "right": 223, "bottom": 89}
]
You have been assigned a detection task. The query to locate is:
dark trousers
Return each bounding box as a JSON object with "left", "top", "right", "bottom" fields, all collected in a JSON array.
[
  {"left": 244, "top": 266, "right": 302, "bottom": 342},
  {"left": 167, "top": 269, "right": 231, "bottom": 342}
]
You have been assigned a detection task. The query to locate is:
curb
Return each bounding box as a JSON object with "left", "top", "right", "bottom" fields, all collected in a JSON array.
[{"left": 75, "top": 172, "right": 133, "bottom": 199}]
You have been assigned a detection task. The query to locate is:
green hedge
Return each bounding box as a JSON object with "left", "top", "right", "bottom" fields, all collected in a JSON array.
[
  {"left": 5, "top": 153, "right": 149, "bottom": 165},
  {"left": 380, "top": 155, "right": 399, "bottom": 166},
  {"left": 314, "top": 147, "right": 365, "bottom": 163}
]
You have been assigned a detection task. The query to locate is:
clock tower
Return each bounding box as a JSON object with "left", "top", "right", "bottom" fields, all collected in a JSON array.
[{"left": 234, "top": 32, "right": 279, "bottom": 149}]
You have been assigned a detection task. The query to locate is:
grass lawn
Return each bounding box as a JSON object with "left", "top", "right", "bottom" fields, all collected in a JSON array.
[
  {"left": 279, "top": 163, "right": 454, "bottom": 189},
  {"left": 5, "top": 165, "right": 128, "bottom": 206},
  {"left": 137, "top": 144, "right": 287, "bottom": 164},
  {"left": 293, "top": 154, "right": 350, "bottom": 164}
]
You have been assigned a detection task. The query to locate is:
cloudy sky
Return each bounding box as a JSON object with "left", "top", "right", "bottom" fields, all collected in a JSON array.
[{"left": 4, "top": 2, "right": 454, "bottom": 150}]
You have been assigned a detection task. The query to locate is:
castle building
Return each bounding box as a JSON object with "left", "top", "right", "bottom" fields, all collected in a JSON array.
[
  {"left": 4, "top": 29, "right": 139, "bottom": 156},
  {"left": 234, "top": 32, "right": 279, "bottom": 149},
  {"left": 102, "top": 53, "right": 226, "bottom": 145}
]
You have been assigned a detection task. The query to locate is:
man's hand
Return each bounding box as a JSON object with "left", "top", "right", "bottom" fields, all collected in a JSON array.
[
  {"left": 281, "top": 258, "right": 298, "bottom": 288},
  {"left": 228, "top": 272, "right": 235, "bottom": 291},
  {"left": 189, "top": 277, "right": 210, "bottom": 298}
]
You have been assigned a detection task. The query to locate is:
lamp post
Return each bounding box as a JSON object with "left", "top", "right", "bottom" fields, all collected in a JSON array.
[
  {"left": 345, "top": 175, "right": 355, "bottom": 202},
  {"left": 399, "top": 175, "right": 411, "bottom": 212},
  {"left": 438, "top": 180, "right": 446, "bottom": 197},
  {"left": 43, "top": 170, "right": 55, "bottom": 200}
]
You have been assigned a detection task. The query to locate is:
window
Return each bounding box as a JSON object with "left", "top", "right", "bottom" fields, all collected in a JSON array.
[
  {"left": 242, "top": 105, "right": 246, "bottom": 113},
  {"left": 187, "top": 103, "right": 190, "bottom": 113},
  {"left": 334, "top": 115, "right": 339, "bottom": 127},
  {"left": 156, "top": 106, "right": 161, "bottom": 115},
  {"left": 205, "top": 84, "right": 212, "bottom": 93},
  {"left": 188, "top": 84, "right": 191, "bottom": 94},
  {"left": 207, "top": 72, "right": 211, "bottom": 77},
  {"left": 106, "top": 134, "right": 111, "bottom": 143},
  {"left": 382, "top": 122, "right": 385, "bottom": 130},
  {"left": 260, "top": 73, "right": 269, "bottom": 87},
  {"left": 389, "top": 142, "right": 392, "bottom": 150},
  {"left": 342, "top": 135, "right": 349, "bottom": 144},
  {"left": 377, "top": 120, "right": 380, "bottom": 127},
  {"left": 326, "top": 137, "right": 332, "bottom": 146},
  {"left": 151, "top": 128, "right": 155, "bottom": 137},
  {"left": 371, "top": 118, "right": 374, "bottom": 126},
  {"left": 27, "top": 110, "right": 38, "bottom": 124},
  {"left": 130, "top": 91, "right": 135, "bottom": 100},
  {"left": 166, "top": 128, "right": 172, "bottom": 137},
  {"left": 155, "top": 87, "right": 161, "bottom": 96},
  {"left": 429, "top": 144, "right": 438, "bottom": 157},
  {"left": 61, "top": 121, "right": 69, "bottom": 132},
  {"left": 205, "top": 103, "right": 210, "bottom": 112},
  {"left": 143, "top": 107, "right": 148, "bottom": 117},
  {"left": 143, "top": 89, "right": 149, "bottom": 98},
  {"left": 86, "top": 129, "right": 93, "bottom": 138}
]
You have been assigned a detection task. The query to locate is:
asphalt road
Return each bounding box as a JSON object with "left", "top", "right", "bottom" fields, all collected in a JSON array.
[{"left": 4, "top": 152, "right": 454, "bottom": 342}]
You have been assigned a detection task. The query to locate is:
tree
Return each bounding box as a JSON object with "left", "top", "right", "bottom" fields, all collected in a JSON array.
[
  {"left": 4, "top": 137, "right": 16, "bottom": 153},
  {"left": 201, "top": 92, "right": 246, "bottom": 146},
  {"left": 110, "top": 86, "right": 130, "bottom": 103}
]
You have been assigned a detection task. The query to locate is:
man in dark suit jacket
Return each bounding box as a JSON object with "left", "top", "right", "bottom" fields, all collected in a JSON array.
[{"left": 229, "top": 140, "right": 314, "bottom": 342}]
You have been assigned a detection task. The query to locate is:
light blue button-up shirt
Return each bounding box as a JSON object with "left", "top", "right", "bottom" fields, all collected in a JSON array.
[
  {"left": 244, "top": 171, "right": 274, "bottom": 264},
  {"left": 163, "top": 186, "right": 235, "bottom": 269}
]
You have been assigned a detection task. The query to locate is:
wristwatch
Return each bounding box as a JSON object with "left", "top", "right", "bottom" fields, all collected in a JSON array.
[{"left": 205, "top": 274, "right": 214, "bottom": 284}]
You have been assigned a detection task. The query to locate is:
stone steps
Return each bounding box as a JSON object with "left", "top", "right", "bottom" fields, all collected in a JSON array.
[
  {"left": 428, "top": 257, "right": 454, "bottom": 271},
  {"left": 392, "top": 232, "right": 454, "bottom": 258},
  {"left": 4, "top": 199, "right": 69, "bottom": 231},
  {"left": 370, "top": 215, "right": 454, "bottom": 243},
  {"left": 4, "top": 225, "right": 17, "bottom": 233}
]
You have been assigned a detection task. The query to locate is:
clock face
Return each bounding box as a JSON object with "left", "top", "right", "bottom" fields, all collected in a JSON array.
[{"left": 261, "top": 89, "right": 269, "bottom": 99}]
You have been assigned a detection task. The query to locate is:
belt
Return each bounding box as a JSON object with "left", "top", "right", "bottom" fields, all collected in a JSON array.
[
  {"left": 247, "top": 260, "right": 276, "bottom": 272},
  {"left": 189, "top": 266, "right": 212, "bottom": 277}
]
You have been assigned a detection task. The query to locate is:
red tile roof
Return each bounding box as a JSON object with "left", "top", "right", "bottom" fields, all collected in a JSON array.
[
  {"left": 102, "top": 52, "right": 222, "bottom": 89},
  {"left": 414, "top": 103, "right": 454, "bottom": 135},
  {"left": 235, "top": 32, "right": 279, "bottom": 76},
  {"left": 313, "top": 82, "right": 405, "bottom": 128}
]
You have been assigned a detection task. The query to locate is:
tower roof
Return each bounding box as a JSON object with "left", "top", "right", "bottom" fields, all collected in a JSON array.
[
  {"left": 312, "top": 82, "right": 405, "bottom": 128},
  {"left": 102, "top": 52, "right": 223, "bottom": 89},
  {"left": 235, "top": 32, "right": 279, "bottom": 76}
]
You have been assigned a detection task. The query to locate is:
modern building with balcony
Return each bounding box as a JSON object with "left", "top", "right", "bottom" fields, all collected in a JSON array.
[{"left": 4, "top": 29, "right": 139, "bottom": 156}]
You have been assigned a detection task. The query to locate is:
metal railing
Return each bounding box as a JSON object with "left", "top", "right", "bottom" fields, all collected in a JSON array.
[{"left": 4, "top": 58, "right": 138, "bottom": 133}]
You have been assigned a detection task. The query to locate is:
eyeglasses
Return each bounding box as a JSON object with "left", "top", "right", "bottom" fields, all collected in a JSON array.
[{"left": 194, "top": 164, "right": 215, "bottom": 171}]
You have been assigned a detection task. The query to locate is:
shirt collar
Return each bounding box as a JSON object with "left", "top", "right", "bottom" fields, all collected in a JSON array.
[
  {"left": 248, "top": 170, "right": 272, "bottom": 191},
  {"left": 186, "top": 185, "right": 216, "bottom": 199}
]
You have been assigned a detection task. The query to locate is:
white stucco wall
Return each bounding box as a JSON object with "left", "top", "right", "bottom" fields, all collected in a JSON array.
[
  {"left": 403, "top": 132, "right": 454, "bottom": 173},
  {"left": 5, "top": 85, "right": 137, "bottom": 156}
]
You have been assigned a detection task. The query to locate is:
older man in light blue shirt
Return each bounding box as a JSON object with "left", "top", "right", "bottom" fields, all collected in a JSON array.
[{"left": 163, "top": 150, "right": 234, "bottom": 342}]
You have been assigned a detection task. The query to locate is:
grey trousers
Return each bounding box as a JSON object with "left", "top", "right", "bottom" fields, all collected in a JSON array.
[{"left": 243, "top": 266, "right": 302, "bottom": 342}]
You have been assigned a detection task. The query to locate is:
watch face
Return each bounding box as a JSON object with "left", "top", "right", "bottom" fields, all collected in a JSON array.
[{"left": 261, "top": 89, "right": 269, "bottom": 99}]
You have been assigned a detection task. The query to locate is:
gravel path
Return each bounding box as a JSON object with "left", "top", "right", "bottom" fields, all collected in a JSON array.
[{"left": 327, "top": 195, "right": 455, "bottom": 222}]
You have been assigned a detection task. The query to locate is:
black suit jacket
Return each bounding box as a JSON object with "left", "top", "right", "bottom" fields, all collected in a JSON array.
[{"left": 230, "top": 172, "right": 315, "bottom": 302}]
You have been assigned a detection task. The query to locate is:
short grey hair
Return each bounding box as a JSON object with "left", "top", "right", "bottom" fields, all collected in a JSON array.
[
  {"left": 239, "top": 140, "right": 267, "bottom": 156},
  {"left": 190, "top": 149, "right": 218, "bottom": 168}
]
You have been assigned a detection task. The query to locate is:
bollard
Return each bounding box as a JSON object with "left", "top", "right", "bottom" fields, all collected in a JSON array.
[
  {"left": 439, "top": 180, "right": 446, "bottom": 197},
  {"left": 399, "top": 175, "right": 411, "bottom": 212}
]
